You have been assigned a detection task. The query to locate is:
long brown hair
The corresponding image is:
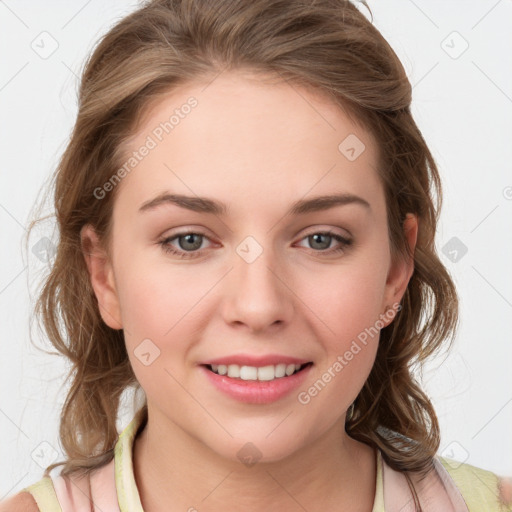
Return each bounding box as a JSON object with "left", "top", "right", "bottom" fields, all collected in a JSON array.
[{"left": 26, "top": 0, "right": 458, "bottom": 486}]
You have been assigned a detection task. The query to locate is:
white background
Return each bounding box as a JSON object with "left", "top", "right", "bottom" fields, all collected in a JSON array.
[{"left": 1, "top": 0, "right": 511, "bottom": 497}]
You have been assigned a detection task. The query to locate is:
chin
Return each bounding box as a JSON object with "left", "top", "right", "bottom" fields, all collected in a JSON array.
[{"left": 207, "top": 426, "right": 310, "bottom": 467}]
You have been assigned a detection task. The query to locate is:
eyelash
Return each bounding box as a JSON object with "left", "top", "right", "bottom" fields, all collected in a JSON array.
[{"left": 158, "top": 230, "right": 353, "bottom": 259}]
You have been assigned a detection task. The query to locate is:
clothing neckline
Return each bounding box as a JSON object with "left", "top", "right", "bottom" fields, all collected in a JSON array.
[{"left": 113, "top": 407, "right": 385, "bottom": 512}]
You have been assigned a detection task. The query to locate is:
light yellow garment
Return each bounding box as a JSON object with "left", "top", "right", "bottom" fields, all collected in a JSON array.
[{"left": 20, "top": 407, "right": 511, "bottom": 511}]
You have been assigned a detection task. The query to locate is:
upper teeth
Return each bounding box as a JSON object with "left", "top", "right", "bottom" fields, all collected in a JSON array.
[{"left": 210, "top": 363, "right": 303, "bottom": 381}]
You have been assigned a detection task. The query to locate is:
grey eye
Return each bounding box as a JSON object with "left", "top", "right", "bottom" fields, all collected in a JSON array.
[{"left": 177, "top": 233, "right": 204, "bottom": 251}]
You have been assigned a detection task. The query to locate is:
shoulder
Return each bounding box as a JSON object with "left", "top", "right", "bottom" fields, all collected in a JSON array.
[
  {"left": 439, "top": 455, "right": 512, "bottom": 511},
  {"left": 0, "top": 491, "right": 39, "bottom": 512},
  {"left": 1, "top": 475, "right": 61, "bottom": 512}
]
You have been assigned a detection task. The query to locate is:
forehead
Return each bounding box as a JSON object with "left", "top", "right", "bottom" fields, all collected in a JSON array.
[{"left": 115, "top": 69, "right": 384, "bottom": 218}]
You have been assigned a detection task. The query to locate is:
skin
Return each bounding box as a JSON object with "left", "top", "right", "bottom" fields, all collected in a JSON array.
[{"left": 82, "top": 69, "right": 418, "bottom": 512}]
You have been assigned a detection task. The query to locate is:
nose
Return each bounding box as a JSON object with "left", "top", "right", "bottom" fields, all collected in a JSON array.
[{"left": 220, "top": 244, "right": 294, "bottom": 334}]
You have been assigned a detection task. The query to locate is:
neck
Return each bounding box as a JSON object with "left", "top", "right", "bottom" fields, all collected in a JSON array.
[{"left": 133, "top": 407, "right": 377, "bottom": 512}]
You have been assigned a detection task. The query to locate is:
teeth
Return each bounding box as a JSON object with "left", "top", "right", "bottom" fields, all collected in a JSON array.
[
  {"left": 240, "top": 365, "right": 258, "bottom": 380},
  {"left": 227, "top": 364, "right": 240, "bottom": 378},
  {"left": 274, "top": 363, "right": 286, "bottom": 378},
  {"left": 257, "top": 365, "right": 274, "bottom": 381},
  {"left": 208, "top": 363, "right": 306, "bottom": 381},
  {"left": 285, "top": 364, "right": 296, "bottom": 376}
]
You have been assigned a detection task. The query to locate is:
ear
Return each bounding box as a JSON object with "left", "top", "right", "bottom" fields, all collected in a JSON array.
[
  {"left": 80, "top": 224, "right": 123, "bottom": 330},
  {"left": 380, "top": 213, "right": 418, "bottom": 325}
]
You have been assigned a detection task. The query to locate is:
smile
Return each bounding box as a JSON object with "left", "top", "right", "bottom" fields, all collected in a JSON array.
[
  {"left": 207, "top": 363, "right": 311, "bottom": 381},
  {"left": 200, "top": 362, "right": 313, "bottom": 404}
]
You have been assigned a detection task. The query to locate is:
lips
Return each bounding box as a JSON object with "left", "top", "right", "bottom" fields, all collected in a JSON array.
[
  {"left": 198, "top": 353, "right": 314, "bottom": 403},
  {"left": 200, "top": 362, "right": 313, "bottom": 404}
]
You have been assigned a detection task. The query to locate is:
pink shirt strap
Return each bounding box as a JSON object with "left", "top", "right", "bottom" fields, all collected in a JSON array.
[{"left": 51, "top": 458, "right": 120, "bottom": 512}]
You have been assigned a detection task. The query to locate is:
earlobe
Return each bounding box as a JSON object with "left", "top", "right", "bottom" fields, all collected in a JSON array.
[
  {"left": 80, "top": 224, "right": 123, "bottom": 330},
  {"left": 381, "top": 213, "right": 418, "bottom": 323}
]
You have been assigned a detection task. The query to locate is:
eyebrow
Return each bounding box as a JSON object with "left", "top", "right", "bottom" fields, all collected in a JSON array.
[{"left": 138, "top": 192, "right": 371, "bottom": 216}]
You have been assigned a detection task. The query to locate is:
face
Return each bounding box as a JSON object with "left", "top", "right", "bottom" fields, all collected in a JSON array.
[{"left": 83, "top": 69, "right": 416, "bottom": 464}]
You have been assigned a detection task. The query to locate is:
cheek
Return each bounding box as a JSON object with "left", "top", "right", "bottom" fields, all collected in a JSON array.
[
  {"left": 114, "top": 250, "right": 203, "bottom": 334},
  {"left": 114, "top": 255, "right": 214, "bottom": 380},
  {"left": 293, "top": 257, "right": 387, "bottom": 410},
  {"left": 302, "top": 259, "right": 389, "bottom": 344},
  {"left": 116, "top": 262, "right": 202, "bottom": 404},
  {"left": 295, "top": 270, "right": 383, "bottom": 424}
]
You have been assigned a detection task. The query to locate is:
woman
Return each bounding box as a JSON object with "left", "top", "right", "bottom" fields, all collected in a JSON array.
[{"left": 2, "top": 0, "right": 511, "bottom": 510}]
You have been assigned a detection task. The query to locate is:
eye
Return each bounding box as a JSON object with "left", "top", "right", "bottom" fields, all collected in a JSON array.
[
  {"left": 158, "top": 231, "right": 212, "bottom": 259},
  {"left": 296, "top": 230, "right": 353, "bottom": 255}
]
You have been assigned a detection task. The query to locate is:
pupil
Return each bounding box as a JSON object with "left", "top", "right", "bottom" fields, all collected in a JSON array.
[
  {"left": 311, "top": 233, "right": 330, "bottom": 250},
  {"left": 180, "top": 234, "right": 202, "bottom": 250}
]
